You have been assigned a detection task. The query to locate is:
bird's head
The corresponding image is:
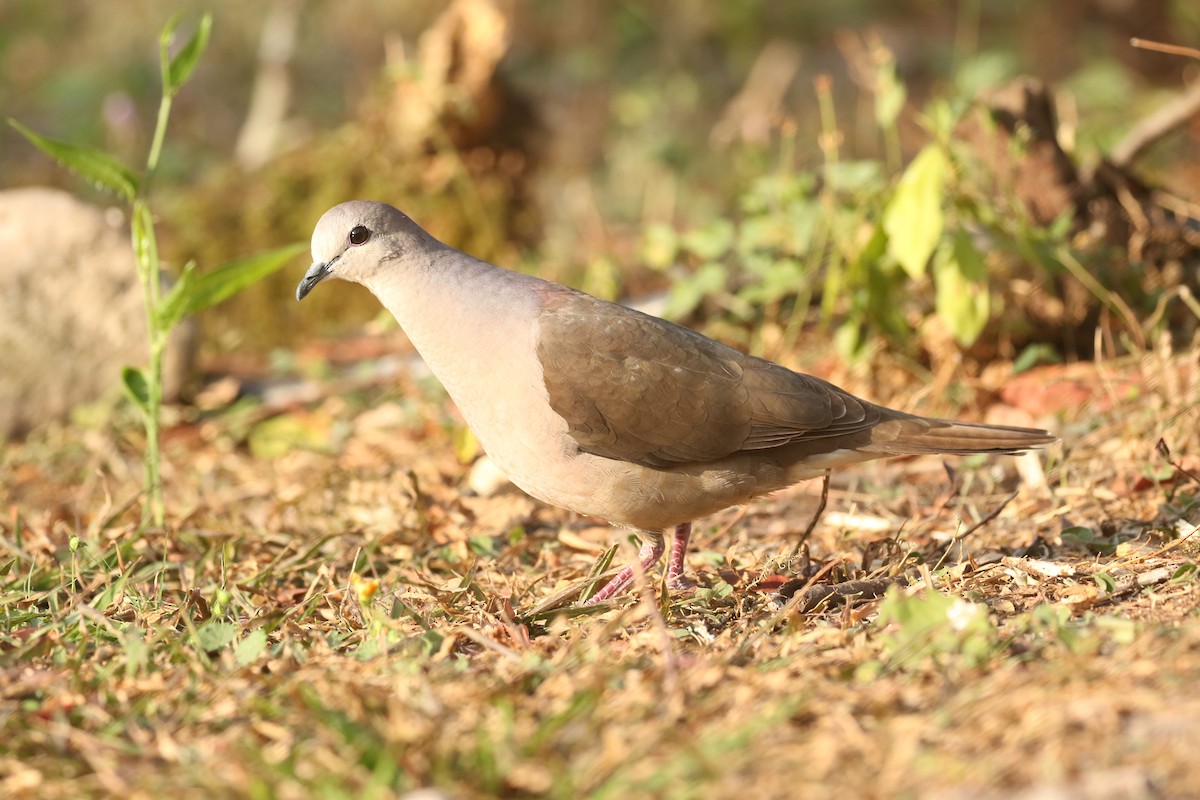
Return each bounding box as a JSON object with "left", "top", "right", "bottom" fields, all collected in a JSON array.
[{"left": 296, "top": 200, "right": 424, "bottom": 300}]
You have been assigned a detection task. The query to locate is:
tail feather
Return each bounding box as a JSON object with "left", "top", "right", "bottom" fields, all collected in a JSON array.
[{"left": 862, "top": 416, "right": 1056, "bottom": 456}]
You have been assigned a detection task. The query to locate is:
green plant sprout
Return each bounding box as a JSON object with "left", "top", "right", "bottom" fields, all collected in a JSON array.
[{"left": 10, "top": 13, "right": 304, "bottom": 526}]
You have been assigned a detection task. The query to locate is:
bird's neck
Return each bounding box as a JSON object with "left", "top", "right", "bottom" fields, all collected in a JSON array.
[{"left": 363, "top": 249, "right": 547, "bottom": 405}]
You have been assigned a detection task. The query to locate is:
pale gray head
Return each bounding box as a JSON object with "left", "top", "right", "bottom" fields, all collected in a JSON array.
[{"left": 296, "top": 201, "right": 429, "bottom": 301}]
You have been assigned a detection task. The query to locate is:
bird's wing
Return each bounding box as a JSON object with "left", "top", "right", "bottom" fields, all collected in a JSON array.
[{"left": 535, "top": 292, "right": 883, "bottom": 468}]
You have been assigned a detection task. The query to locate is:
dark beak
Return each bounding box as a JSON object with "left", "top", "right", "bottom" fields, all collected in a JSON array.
[{"left": 296, "top": 261, "right": 332, "bottom": 301}]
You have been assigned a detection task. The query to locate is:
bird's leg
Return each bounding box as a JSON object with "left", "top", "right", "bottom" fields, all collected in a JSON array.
[
  {"left": 585, "top": 533, "right": 665, "bottom": 604},
  {"left": 665, "top": 522, "right": 697, "bottom": 591}
]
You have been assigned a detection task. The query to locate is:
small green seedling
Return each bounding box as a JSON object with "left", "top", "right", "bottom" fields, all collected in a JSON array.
[{"left": 11, "top": 13, "right": 304, "bottom": 525}]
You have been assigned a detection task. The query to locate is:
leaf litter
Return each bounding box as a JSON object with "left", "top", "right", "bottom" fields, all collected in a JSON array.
[{"left": 2, "top": 340, "right": 1200, "bottom": 798}]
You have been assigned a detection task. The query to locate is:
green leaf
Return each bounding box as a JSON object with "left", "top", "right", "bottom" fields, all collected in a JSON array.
[
  {"left": 121, "top": 367, "right": 151, "bottom": 414},
  {"left": 468, "top": 535, "right": 499, "bottom": 558},
  {"left": 1011, "top": 343, "right": 1060, "bottom": 374},
  {"left": 1093, "top": 572, "right": 1117, "bottom": 594},
  {"left": 923, "top": 98, "right": 958, "bottom": 141},
  {"left": 156, "top": 260, "right": 197, "bottom": 331},
  {"left": 9, "top": 120, "right": 138, "bottom": 201},
  {"left": 874, "top": 589, "right": 997, "bottom": 669},
  {"left": 640, "top": 222, "right": 678, "bottom": 270},
  {"left": 165, "top": 13, "right": 213, "bottom": 95},
  {"left": 1093, "top": 615, "right": 1137, "bottom": 645},
  {"left": 1060, "top": 526, "right": 1095, "bottom": 544},
  {"left": 180, "top": 242, "right": 306, "bottom": 317},
  {"left": 864, "top": 260, "right": 911, "bottom": 341},
  {"left": 785, "top": 201, "right": 820, "bottom": 254},
  {"left": 235, "top": 629, "right": 268, "bottom": 665},
  {"left": 1171, "top": 563, "right": 1197, "bottom": 583},
  {"left": 737, "top": 258, "right": 804, "bottom": 306},
  {"left": 680, "top": 219, "right": 735, "bottom": 261},
  {"left": 664, "top": 262, "right": 728, "bottom": 319},
  {"left": 833, "top": 317, "right": 869, "bottom": 362},
  {"left": 954, "top": 51, "right": 1018, "bottom": 98},
  {"left": 874, "top": 59, "right": 906, "bottom": 129},
  {"left": 741, "top": 172, "right": 816, "bottom": 213},
  {"left": 1062, "top": 526, "right": 1120, "bottom": 556},
  {"left": 248, "top": 414, "right": 332, "bottom": 460},
  {"left": 933, "top": 230, "right": 990, "bottom": 346},
  {"left": 883, "top": 145, "right": 947, "bottom": 279},
  {"left": 823, "top": 160, "right": 885, "bottom": 194},
  {"left": 737, "top": 215, "right": 787, "bottom": 256},
  {"left": 581, "top": 254, "right": 620, "bottom": 301},
  {"left": 194, "top": 621, "right": 238, "bottom": 652}
]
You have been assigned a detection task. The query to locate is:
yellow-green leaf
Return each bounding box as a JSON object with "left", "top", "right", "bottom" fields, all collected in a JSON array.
[
  {"left": 664, "top": 262, "right": 728, "bottom": 319},
  {"left": 680, "top": 219, "right": 735, "bottom": 261},
  {"left": 933, "top": 231, "right": 990, "bottom": 346},
  {"left": 883, "top": 145, "right": 947, "bottom": 279},
  {"left": 164, "top": 13, "right": 213, "bottom": 95},
  {"left": 235, "top": 629, "right": 268, "bottom": 665},
  {"left": 874, "top": 59, "right": 906, "bottom": 128},
  {"left": 193, "top": 621, "right": 237, "bottom": 652},
  {"left": 156, "top": 261, "right": 197, "bottom": 331},
  {"left": 640, "top": 223, "right": 678, "bottom": 270},
  {"left": 452, "top": 425, "right": 479, "bottom": 464}
]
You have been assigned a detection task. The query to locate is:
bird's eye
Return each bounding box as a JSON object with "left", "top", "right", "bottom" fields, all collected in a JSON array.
[{"left": 349, "top": 225, "right": 371, "bottom": 246}]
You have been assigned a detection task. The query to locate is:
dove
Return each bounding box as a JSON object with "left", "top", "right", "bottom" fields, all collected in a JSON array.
[{"left": 297, "top": 201, "right": 1054, "bottom": 604}]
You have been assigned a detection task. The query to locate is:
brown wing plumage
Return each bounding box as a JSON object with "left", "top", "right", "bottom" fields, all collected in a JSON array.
[{"left": 535, "top": 292, "right": 888, "bottom": 468}]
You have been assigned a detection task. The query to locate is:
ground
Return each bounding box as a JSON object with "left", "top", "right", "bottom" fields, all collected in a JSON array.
[{"left": 2, "top": 340, "right": 1199, "bottom": 799}]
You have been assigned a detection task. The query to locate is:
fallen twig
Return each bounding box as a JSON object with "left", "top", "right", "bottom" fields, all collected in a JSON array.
[
  {"left": 1002, "top": 556, "right": 1077, "bottom": 579},
  {"left": 933, "top": 490, "right": 1020, "bottom": 570},
  {"left": 1130, "top": 38, "right": 1200, "bottom": 62},
  {"left": 1059, "top": 564, "right": 1177, "bottom": 607},
  {"left": 775, "top": 573, "right": 906, "bottom": 612},
  {"left": 731, "top": 558, "right": 843, "bottom": 662},
  {"left": 790, "top": 471, "right": 830, "bottom": 559}
]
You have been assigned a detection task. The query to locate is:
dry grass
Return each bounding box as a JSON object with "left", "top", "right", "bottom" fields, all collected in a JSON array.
[{"left": 3, "top": 340, "right": 1200, "bottom": 799}]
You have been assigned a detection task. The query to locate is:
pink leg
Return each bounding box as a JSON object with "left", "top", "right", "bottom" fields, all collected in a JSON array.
[
  {"left": 585, "top": 533, "right": 665, "bottom": 605},
  {"left": 665, "top": 522, "right": 698, "bottom": 590}
]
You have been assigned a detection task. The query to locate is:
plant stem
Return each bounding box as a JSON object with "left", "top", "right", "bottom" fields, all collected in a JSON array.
[
  {"left": 146, "top": 90, "right": 172, "bottom": 182},
  {"left": 131, "top": 202, "right": 164, "bottom": 526},
  {"left": 132, "top": 83, "right": 175, "bottom": 527}
]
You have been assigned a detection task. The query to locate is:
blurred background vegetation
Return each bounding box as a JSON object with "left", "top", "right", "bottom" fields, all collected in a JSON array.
[{"left": 3, "top": 0, "right": 1199, "bottom": 375}]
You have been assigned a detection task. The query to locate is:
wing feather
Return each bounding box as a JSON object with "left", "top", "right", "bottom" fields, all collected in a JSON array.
[{"left": 536, "top": 292, "right": 880, "bottom": 467}]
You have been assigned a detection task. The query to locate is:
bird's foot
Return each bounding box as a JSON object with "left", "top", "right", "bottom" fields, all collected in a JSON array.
[
  {"left": 664, "top": 521, "right": 696, "bottom": 593},
  {"left": 584, "top": 566, "right": 633, "bottom": 605},
  {"left": 665, "top": 573, "right": 699, "bottom": 593},
  {"left": 584, "top": 534, "right": 666, "bottom": 605}
]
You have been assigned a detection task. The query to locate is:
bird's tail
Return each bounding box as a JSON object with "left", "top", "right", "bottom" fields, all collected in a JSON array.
[{"left": 862, "top": 414, "right": 1056, "bottom": 456}]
